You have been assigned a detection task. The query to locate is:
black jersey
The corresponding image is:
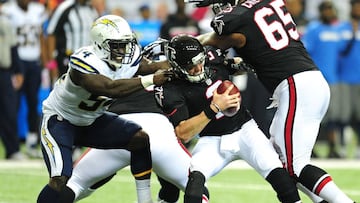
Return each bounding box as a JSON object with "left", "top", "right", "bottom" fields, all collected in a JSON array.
[
  {"left": 210, "top": 0, "right": 318, "bottom": 93},
  {"left": 108, "top": 88, "right": 162, "bottom": 115},
  {"left": 154, "top": 47, "right": 252, "bottom": 137}
]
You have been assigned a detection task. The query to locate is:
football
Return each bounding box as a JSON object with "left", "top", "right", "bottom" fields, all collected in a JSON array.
[{"left": 216, "top": 80, "right": 241, "bottom": 117}]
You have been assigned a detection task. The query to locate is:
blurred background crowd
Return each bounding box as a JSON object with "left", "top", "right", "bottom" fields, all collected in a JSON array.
[{"left": 0, "top": 0, "right": 359, "bottom": 161}]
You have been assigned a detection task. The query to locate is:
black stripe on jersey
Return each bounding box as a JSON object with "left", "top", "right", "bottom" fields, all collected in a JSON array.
[
  {"left": 131, "top": 54, "right": 142, "bottom": 67},
  {"left": 70, "top": 56, "right": 99, "bottom": 74}
]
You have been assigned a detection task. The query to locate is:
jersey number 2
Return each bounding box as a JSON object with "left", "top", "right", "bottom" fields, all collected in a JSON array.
[{"left": 254, "top": 0, "right": 299, "bottom": 50}]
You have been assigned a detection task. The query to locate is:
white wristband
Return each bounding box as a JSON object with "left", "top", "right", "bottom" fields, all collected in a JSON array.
[{"left": 140, "top": 74, "right": 154, "bottom": 88}]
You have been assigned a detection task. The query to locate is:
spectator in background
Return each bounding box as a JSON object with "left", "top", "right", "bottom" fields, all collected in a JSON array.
[
  {"left": 110, "top": 6, "right": 124, "bottom": 17},
  {"left": 38, "top": 0, "right": 63, "bottom": 13},
  {"left": 129, "top": 4, "right": 162, "bottom": 48},
  {"left": 155, "top": 1, "right": 169, "bottom": 23},
  {"left": 160, "top": 0, "right": 200, "bottom": 40},
  {"left": 0, "top": 0, "right": 25, "bottom": 160},
  {"left": 302, "top": 1, "right": 344, "bottom": 159},
  {"left": 91, "top": 0, "right": 107, "bottom": 16},
  {"left": 46, "top": 0, "right": 98, "bottom": 79},
  {"left": 190, "top": 6, "right": 214, "bottom": 34},
  {"left": 1, "top": 0, "right": 48, "bottom": 159},
  {"left": 338, "top": 0, "right": 360, "bottom": 159}
]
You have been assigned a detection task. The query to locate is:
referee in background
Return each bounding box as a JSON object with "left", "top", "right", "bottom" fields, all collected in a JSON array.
[{"left": 45, "top": 0, "right": 98, "bottom": 79}]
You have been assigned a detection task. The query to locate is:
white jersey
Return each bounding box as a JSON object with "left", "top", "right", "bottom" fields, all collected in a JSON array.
[
  {"left": 42, "top": 45, "right": 142, "bottom": 126},
  {"left": 1, "top": 1, "right": 47, "bottom": 61}
]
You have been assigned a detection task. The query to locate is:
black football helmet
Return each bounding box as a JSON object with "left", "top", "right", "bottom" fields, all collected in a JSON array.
[{"left": 166, "top": 35, "right": 206, "bottom": 83}]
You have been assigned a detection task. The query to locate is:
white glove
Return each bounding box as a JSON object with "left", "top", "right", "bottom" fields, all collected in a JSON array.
[
  {"left": 184, "top": 0, "right": 222, "bottom": 7},
  {"left": 142, "top": 38, "right": 168, "bottom": 60}
]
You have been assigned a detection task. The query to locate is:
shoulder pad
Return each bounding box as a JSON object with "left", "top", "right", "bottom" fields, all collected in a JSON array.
[
  {"left": 130, "top": 45, "right": 142, "bottom": 67},
  {"left": 69, "top": 47, "right": 100, "bottom": 74},
  {"left": 205, "top": 46, "right": 227, "bottom": 65}
]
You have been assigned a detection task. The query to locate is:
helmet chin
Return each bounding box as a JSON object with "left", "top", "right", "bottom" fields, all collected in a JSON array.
[
  {"left": 186, "top": 72, "right": 206, "bottom": 83},
  {"left": 180, "top": 64, "right": 206, "bottom": 83},
  {"left": 107, "top": 54, "right": 124, "bottom": 69},
  {"left": 93, "top": 46, "right": 123, "bottom": 69},
  {"left": 106, "top": 59, "right": 122, "bottom": 69}
]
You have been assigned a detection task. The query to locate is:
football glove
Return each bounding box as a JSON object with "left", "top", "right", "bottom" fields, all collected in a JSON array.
[
  {"left": 142, "top": 38, "right": 169, "bottom": 60},
  {"left": 224, "top": 58, "right": 256, "bottom": 74},
  {"left": 184, "top": 0, "right": 223, "bottom": 7},
  {"left": 185, "top": 0, "right": 236, "bottom": 8}
]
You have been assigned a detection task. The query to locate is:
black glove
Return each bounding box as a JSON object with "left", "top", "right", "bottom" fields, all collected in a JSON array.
[{"left": 224, "top": 58, "right": 255, "bottom": 73}]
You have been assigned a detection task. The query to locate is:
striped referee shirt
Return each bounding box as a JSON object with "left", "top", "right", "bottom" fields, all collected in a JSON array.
[{"left": 47, "top": 0, "right": 98, "bottom": 56}]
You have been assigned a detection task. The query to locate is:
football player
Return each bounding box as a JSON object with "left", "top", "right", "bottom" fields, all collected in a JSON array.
[
  {"left": 1, "top": 0, "right": 48, "bottom": 158},
  {"left": 37, "top": 15, "right": 172, "bottom": 203},
  {"left": 186, "top": 0, "right": 355, "bottom": 202},
  {"left": 64, "top": 39, "right": 209, "bottom": 203},
  {"left": 66, "top": 87, "right": 209, "bottom": 203},
  {"left": 154, "top": 34, "right": 301, "bottom": 203}
]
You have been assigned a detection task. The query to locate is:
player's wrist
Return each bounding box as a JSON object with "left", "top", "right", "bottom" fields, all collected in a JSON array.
[
  {"left": 210, "top": 102, "right": 222, "bottom": 113},
  {"left": 140, "top": 74, "right": 154, "bottom": 88},
  {"left": 203, "top": 104, "right": 217, "bottom": 119}
]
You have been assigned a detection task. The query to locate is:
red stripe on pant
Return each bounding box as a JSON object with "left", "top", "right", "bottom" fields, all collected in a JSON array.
[{"left": 285, "top": 76, "right": 296, "bottom": 176}]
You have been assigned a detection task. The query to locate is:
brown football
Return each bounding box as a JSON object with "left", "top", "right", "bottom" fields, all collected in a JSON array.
[{"left": 216, "top": 80, "right": 241, "bottom": 117}]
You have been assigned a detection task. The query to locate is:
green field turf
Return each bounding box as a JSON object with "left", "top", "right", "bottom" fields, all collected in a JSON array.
[{"left": 0, "top": 160, "right": 359, "bottom": 203}]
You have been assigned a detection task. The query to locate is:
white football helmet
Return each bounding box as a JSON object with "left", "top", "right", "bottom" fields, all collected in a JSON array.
[{"left": 90, "top": 15, "right": 138, "bottom": 69}]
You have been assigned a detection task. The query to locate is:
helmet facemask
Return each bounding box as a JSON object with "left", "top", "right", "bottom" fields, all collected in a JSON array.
[{"left": 101, "top": 35, "right": 137, "bottom": 68}]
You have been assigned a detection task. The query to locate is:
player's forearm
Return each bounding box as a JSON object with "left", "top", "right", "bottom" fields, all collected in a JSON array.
[
  {"left": 137, "top": 58, "right": 170, "bottom": 75},
  {"left": 70, "top": 70, "right": 143, "bottom": 98},
  {"left": 196, "top": 32, "right": 214, "bottom": 46},
  {"left": 174, "top": 112, "right": 211, "bottom": 143},
  {"left": 90, "top": 77, "right": 145, "bottom": 98},
  {"left": 197, "top": 32, "right": 245, "bottom": 50}
]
